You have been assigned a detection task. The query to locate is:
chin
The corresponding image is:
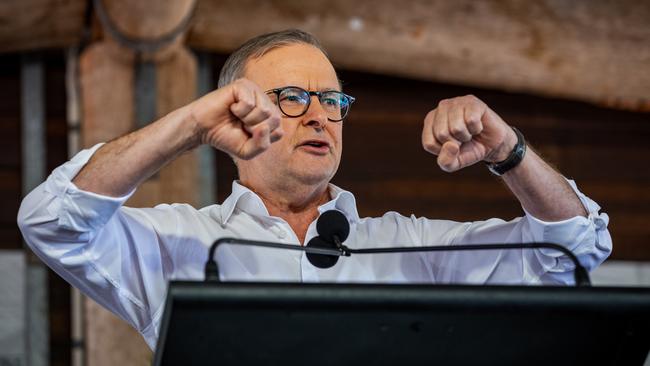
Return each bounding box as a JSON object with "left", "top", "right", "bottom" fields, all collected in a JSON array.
[
  {"left": 293, "top": 167, "right": 336, "bottom": 186},
  {"left": 296, "top": 173, "right": 332, "bottom": 186}
]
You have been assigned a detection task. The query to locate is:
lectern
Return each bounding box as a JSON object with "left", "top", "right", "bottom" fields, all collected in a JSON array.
[{"left": 153, "top": 282, "right": 650, "bottom": 365}]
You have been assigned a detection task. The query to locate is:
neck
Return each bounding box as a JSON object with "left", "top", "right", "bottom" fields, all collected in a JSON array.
[{"left": 241, "top": 179, "right": 330, "bottom": 245}]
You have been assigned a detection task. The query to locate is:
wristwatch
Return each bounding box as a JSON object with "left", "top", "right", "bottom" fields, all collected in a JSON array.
[{"left": 486, "top": 127, "right": 526, "bottom": 176}]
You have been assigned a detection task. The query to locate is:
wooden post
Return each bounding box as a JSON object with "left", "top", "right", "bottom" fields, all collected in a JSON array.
[{"left": 79, "top": 0, "right": 197, "bottom": 364}]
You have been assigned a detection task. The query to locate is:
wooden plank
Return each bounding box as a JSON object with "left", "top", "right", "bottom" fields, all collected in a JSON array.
[
  {"left": 189, "top": 0, "right": 650, "bottom": 111},
  {"left": 0, "top": 0, "right": 86, "bottom": 53},
  {"left": 2, "top": 0, "right": 648, "bottom": 111},
  {"left": 99, "top": 0, "right": 195, "bottom": 39}
]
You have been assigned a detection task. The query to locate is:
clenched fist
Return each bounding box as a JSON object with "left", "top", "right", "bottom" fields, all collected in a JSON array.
[
  {"left": 422, "top": 95, "right": 518, "bottom": 172},
  {"left": 190, "top": 78, "right": 283, "bottom": 160}
]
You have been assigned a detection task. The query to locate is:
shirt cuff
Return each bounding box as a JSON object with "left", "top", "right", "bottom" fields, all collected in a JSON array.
[
  {"left": 523, "top": 179, "right": 611, "bottom": 270},
  {"left": 44, "top": 143, "right": 136, "bottom": 232}
]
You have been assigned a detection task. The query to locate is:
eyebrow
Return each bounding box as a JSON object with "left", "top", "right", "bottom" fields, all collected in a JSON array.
[{"left": 270, "top": 85, "right": 343, "bottom": 93}]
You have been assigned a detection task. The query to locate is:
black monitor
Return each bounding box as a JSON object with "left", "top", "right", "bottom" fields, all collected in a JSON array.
[{"left": 153, "top": 282, "right": 650, "bottom": 366}]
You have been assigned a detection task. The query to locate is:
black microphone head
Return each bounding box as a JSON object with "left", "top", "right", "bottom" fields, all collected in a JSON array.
[
  {"left": 305, "top": 236, "right": 340, "bottom": 269},
  {"left": 317, "top": 210, "right": 350, "bottom": 243}
]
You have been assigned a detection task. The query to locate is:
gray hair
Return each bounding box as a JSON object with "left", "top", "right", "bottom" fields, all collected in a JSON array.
[{"left": 217, "top": 29, "right": 329, "bottom": 88}]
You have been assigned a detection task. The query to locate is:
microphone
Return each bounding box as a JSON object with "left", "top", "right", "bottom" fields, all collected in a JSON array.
[
  {"left": 204, "top": 216, "right": 351, "bottom": 281},
  {"left": 306, "top": 210, "right": 351, "bottom": 268},
  {"left": 205, "top": 210, "right": 592, "bottom": 286}
]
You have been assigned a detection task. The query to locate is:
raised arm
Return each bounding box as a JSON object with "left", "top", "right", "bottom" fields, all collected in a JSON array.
[
  {"left": 419, "top": 95, "right": 611, "bottom": 284},
  {"left": 421, "top": 95, "right": 586, "bottom": 221},
  {"left": 73, "top": 78, "right": 282, "bottom": 197},
  {"left": 17, "top": 78, "right": 283, "bottom": 348}
]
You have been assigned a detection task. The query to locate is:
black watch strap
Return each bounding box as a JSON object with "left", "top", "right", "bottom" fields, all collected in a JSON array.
[{"left": 486, "top": 127, "right": 526, "bottom": 176}]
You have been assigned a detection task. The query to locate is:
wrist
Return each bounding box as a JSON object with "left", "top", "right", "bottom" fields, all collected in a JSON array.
[
  {"left": 487, "top": 127, "right": 519, "bottom": 163},
  {"left": 181, "top": 103, "right": 206, "bottom": 149},
  {"left": 486, "top": 127, "right": 526, "bottom": 176},
  {"left": 165, "top": 104, "right": 203, "bottom": 151}
]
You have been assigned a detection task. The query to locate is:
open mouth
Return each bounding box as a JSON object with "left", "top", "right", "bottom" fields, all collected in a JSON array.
[
  {"left": 299, "top": 140, "right": 330, "bottom": 154},
  {"left": 302, "top": 140, "right": 329, "bottom": 148}
]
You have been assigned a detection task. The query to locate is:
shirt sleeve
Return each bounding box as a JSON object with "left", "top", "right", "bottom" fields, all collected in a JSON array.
[
  {"left": 415, "top": 179, "right": 611, "bottom": 285},
  {"left": 17, "top": 144, "right": 178, "bottom": 348}
]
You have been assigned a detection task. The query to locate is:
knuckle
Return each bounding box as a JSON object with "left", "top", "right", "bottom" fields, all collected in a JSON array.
[
  {"left": 438, "top": 99, "right": 450, "bottom": 108},
  {"left": 435, "top": 129, "right": 450, "bottom": 141},
  {"left": 467, "top": 95, "right": 484, "bottom": 108},
  {"left": 467, "top": 118, "right": 482, "bottom": 131},
  {"left": 240, "top": 99, "right": 254, "bottom": 110},
  {"left": 449, "top": 125, "right": 465, "bottom": 135},
  {"left": 466, "top": 117, "right": 480, "bottom": 126},
  {"left": 464, "top": 94, "right": 478, "bottom": 103}
]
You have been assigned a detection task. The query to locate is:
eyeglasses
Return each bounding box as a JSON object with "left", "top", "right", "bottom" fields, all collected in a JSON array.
[{"left": 266, "top": 86, "right": 356, "bottom": 122}]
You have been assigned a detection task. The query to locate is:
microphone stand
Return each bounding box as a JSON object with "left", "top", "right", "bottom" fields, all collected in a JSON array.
[
  {"left": 205, "top": 238, "right": 590, "bottom": 287},
  {"left": 204, "top": 237, "right": 350, "bottom": 282}
]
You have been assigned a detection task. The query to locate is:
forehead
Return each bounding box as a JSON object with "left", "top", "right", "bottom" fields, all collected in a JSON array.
[{"left": 243, "top": 43, "right": 340, "bottom": 91}]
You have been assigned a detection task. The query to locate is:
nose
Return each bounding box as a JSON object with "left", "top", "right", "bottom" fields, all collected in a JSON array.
[{"left": 301, "top": 95, "right": 328, "bottom": 129}]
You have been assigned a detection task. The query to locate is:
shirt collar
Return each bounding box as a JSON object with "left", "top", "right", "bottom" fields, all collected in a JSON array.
[{"left": 218, "top": 181, "right": 360, "bottom": 224}]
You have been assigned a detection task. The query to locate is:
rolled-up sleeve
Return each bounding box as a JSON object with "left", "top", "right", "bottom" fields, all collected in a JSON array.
[
  {"left": 522, "top": 179, "right": 611, "bottom": 283},
  {"left": 17, "top": 144, "right": 169, "bottom": 349},
  {"left": 419, "top": 179, "right": 611, "bottom": 285}
]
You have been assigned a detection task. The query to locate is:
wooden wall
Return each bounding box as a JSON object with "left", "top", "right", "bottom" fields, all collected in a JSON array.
[
  {"left": 0, "top": 52, "right": 71, "bottom": 366},
  {"left": 212, "top": 56, "right": 650, "bottom": 260}
]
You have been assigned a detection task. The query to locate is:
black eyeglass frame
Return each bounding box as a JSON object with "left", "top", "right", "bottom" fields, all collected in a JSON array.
[{"left": 265, "top": 86, "right": 356, "bottom": 122}]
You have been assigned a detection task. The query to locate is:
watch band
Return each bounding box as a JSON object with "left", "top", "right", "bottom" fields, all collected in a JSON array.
[{"left": 486, "top": 127, "right": 526, "bottom": 176}]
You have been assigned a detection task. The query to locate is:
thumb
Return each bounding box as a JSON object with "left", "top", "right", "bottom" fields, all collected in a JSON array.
[{"left": 437, "top": 141, "right": 461, "bottom": 172}]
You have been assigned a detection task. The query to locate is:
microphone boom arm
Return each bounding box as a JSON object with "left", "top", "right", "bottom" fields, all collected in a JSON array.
[
  {"left": 348, "top": 242, "right": 590, "bottom": 287},
  {"left": 205, "top": 238, "right": 590, "bottom": 287}
]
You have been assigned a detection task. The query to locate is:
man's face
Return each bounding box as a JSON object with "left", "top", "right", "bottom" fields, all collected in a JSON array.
[{"left": 237, "top": 43, "right": 343, "bottom": 189}]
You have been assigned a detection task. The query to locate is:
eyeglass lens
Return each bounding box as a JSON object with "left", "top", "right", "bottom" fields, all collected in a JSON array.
[{"left": 278, "top": 87, "right": 351, "bottom": 121}]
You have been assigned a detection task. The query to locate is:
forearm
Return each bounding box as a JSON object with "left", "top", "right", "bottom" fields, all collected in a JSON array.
[
  {"left": 73, "top": 105, "right": 200, "bottom": 197},
  {"left": 501, "top": 147, "right": 588, "bottom": 221}
]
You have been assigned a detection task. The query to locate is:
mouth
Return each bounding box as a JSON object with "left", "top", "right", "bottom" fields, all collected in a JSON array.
[{"left": 298, "top": 139, "right": 331, "bottom": 155}]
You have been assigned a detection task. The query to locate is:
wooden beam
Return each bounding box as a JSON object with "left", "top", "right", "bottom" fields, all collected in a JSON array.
[
  {"left": 188, "top": 0, "right": 650, "bottom": 112},
  {"left": 0, "top": 0, "right": 86, "bottom": 53},
  {"left": 1, "top": 0, "right": 649, "bottom": 109}
]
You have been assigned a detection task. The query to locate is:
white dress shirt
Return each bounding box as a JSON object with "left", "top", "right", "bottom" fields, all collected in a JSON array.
[{"left": 17, "top": 144, "right": 612, "bottom": 349}]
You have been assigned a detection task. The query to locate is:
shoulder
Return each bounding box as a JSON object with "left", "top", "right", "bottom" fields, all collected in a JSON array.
[
  {"left": 118, "top": 202, "right": 219, "bottom": 226},
  {"left": 359, "top": 211, "right": 460, "bottom": 228},
  {"left": 355, "top": 211, "right": 471, "bottom": 246},
  {"left": 354, "top": 211, "right": 420, "bottom": 240}
]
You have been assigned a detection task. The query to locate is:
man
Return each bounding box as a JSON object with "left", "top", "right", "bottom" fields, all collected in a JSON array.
[{"left": 18, "top": 30, "right": 611, "bottom": 349}]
